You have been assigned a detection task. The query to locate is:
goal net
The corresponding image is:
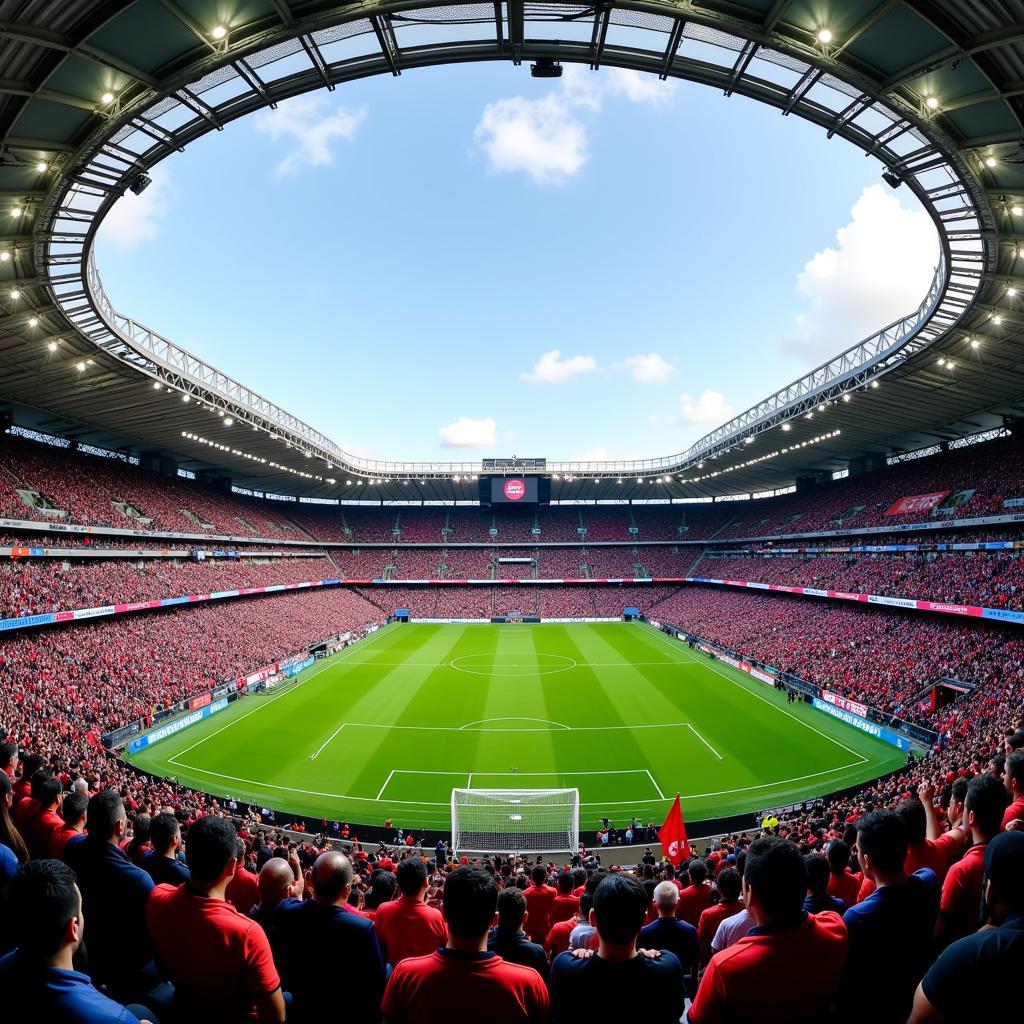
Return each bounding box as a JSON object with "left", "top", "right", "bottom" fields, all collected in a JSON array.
[{"left": 451, "top": 788, "right": 579, "bottom": 854}]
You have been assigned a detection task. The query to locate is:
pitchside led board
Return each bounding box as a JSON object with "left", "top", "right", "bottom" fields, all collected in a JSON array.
[{"left": 481, "top": 476, "right": 549, "bottom": 504}]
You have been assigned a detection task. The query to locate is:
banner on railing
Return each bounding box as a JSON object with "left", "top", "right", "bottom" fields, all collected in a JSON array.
[
  {"left": 885, "top": 492, "right": 951, "bottom": 516},
  {"left": 820, "top": 690, "right": 869, "bottom": 718},
  {"left": 812, "top": 699, "right": 910, "bottom": 751},
  {"left": 128, "top": 697, "right": 230, "bottom": 754}
]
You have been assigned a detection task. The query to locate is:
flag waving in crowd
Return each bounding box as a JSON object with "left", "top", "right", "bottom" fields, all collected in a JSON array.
[{"left": 658, "top": 793, "right": 690, "bottom": 866}]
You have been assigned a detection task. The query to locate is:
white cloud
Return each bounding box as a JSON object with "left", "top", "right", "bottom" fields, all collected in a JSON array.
[
  {"left": 668, "top": 389, "right": 736, "bottom": 427},
  {"left": 620, "top": 352, "right": 675, "bottom": 383},
  {"left": 438, "top": 416, "right": 497, "bottom": 448},
  {"left": 99, "top": 165, "right": 172, "bottom": 249},
  {"left": 520, "top": 348, "right": 597, "bottom": 384},
  {"left": 786, "top": 184, "right": 938, "bottom": 363},
  {"left": 474, "top": 65, "right": 675, "bottom": 185},
  {"left": 253, "top": 94, "right": 364, "bottom": 176}
]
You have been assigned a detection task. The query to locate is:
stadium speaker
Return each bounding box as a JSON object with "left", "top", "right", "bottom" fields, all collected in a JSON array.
[
  {"left": 531, "top": 58, "right": 563, "bottom": 78},
  {"left": 128, "top": 172, "right": 152, "bottom": 196},
  {"left": 881, "top": 169, "right": 903, "bottom": 188}
]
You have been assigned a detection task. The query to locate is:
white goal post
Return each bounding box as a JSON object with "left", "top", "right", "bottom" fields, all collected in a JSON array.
[{"left": 451, "top": 788, "right": 580, "bottom": 855}]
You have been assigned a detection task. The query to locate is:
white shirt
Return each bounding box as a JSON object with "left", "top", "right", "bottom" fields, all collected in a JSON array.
[
  {"left": 568, "top": 922, "right": 598, "bottom": 950},
  {"left": 711, "top": 908, "right": 753, "bottom": 954}
]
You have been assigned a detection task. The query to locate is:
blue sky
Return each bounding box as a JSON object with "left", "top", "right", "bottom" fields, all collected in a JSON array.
[{"left": 95, "top": 62, "right": 937, "bottom": 463}]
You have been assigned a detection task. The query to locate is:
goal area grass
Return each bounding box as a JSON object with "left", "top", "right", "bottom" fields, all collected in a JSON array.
[{"left": 128, "top": 621, "right": 907, "bottom": 834}]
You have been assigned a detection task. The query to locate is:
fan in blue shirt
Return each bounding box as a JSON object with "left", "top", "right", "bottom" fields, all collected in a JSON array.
[{"left": 0, "top": 859, "right": 152, "bottom": 1024}]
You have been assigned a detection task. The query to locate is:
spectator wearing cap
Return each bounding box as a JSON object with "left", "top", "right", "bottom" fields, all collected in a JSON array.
[
  {"left": 146, "top": 816, "right": 285, "bottom": 1024},
  {"left": 64, "top": 790, "right": 158, "bottom": 1002},
  {"left": 487, "top": 887, "right": 548, "bottom": 977},
  {"left": 382, "top": 865, "right": 550, "bottom": 1023},
  {"left": 835, "top": 809, "right": 939, "bottom": 1023},
  {"left": 523, "top": 863, "right": 557, "bottom": 944},
  {"left": 689, "top": 837, "right": 848, "bottom": 1024},
  {"left": 274, "top": 851, "right": 386, "bottom": 1023},
  {"left": 0, "top": 859, "right": 155, "bottom": 1024},
  {"left": 374, "top": 857, "right": 448, "bottom": 966},
  {"left": 910, "top": 831, "right": 1024, "bottom": 1020},
  {"left": 697, "top": 867, "right": 744, "bottom": 963},
  {"left": 640, "top": 880, "right": 698, "bottom": 992},
  {"left": 141, "top": 813, "right": 190, "bottom": 887},
  {"left": 937, "top": 773, "right": 1009, "bottom": 943},
  {"left": 550, "top": 874, "right": 684, "bottom": 1023},
  {"left": 1002, "top": 749, "right": 1024, "bottom": 829}
]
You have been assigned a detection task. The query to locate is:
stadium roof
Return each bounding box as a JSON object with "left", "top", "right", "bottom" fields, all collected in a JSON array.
[{"left": 0, "top": 0, "right": 1022, "bottom": 504}]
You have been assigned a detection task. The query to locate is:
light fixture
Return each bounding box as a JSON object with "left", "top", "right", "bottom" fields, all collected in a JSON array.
[
  {"left": 842, "top": 393, "right": 851, "bottom": 402},
  {"left": 986, "top": 156, "right": 997, "bottom": 168},
  {"left": 76, "top": 361, "right": 86, "bottom": 372},
  {"left": 35, "top": 161, "right": 47, "bottom": 173},
  {"left": 818, "top": 404, "right": 826, "bottom": 413},
  {"left": 153, "top": 381, "right": 161, "bottom": 389},
  {"left": 211, "top": 25, "right": 228, "bottom": 39},
  {"left": 0, "top": 252, "right": 10, "bottom": 262},
  {"left": 47, "top": 340, "right": 57, "bottom": 352},
  {"left": 925, "top": 96, "right": 938, "bottom": 110},
  {"left": 781, "top": 423, "right": 791, "bottom": 431},
  {"left": 101, "top": 92, "right": 114, "bottom": 105},
  {"left": 993, "top": 315, "right": 1003, "bottom": 324},
  {"left": 938, "top": 358, "right": 946, "bottom": 367},
  {"left": 8, "top": 289, "right": 19, "bottom": 299},
  {"left": 10, "top": 207, "right": 21, "bottom": 219},
  {"left": 224, "top": 417, "right": 233, "bottom": 426},
  {"left": 1009, "top": 287, "right": 1018, "bottom": 297},
  {"left": 1013, "top": 206, "right": 1023, "bottom": 216},
  {"left": 744, "top": 436, "right": 754, "bottom": 444},
  {"left": 182, "top": 394, "right": 190, "bottom": 402},
  {"left": 870, "top": 380, "right": 879, "bottom": 388},
  {"left": 947, "top": 361, "right": 955, "bottom": 370},
  {"left": 817, "top": 28, "right": 832, "bottom": 43},
  {"left": 971, "top": 339, "right": 979, "bottom": 349},
  {"left": 28, "top": 316, "right": 38, "bottom": 327}
]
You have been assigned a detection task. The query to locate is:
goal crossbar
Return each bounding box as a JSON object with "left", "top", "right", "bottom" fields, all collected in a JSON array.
[{"left": 451, "top": 788, "right": 579, "bottom": 855}]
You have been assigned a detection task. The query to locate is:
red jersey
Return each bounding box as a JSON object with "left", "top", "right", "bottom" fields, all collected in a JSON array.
[
  {"left": 146, "top": 884, "right": 280, "bottom": 1023},
  {"left": 905, "top": 839, "right": 947, "bottom": 879},
  {"left": 522, "top": 884, "right": 557, "bottom": 944},
  {"left": 29, "top": 807, "right": 63, "bottom": 859},
  {"left": 544, "top": 917, "right": 578, "bottom": 958},
  {"left": 50, "top": 824, "right": 83, "bottom": 860},
  {"left": 932, "top": 827, "right": 967, "bottom": 874},
  {"left": 382, "top": 949, "right": 550, "bottom": 1024},
  {"left": 1002, "top": 795, "right": 1024, "bottom": 830},
  {"left": 550, "top": 893, "right": 579, "bottom": 925},
  {"left": 697, "top": 900, "right": 745, "bottom": 961},
  {"left": 225, "top": 866, "right": 260, "bottom": 914},
  {"left": 939, "top": 842, "right": 987, "bottom": 941},
  {"left": 827, "top": 870, "right": 861, "bottom": 907},
  {"left": 676, "top": 883, "right": 713, "bottom": 928},
  {"left": 374, "top": 894, "right": 448, "bottom": 966},
  {"left": 689, "top": 912, "right": 848, "bottom": 1024}
]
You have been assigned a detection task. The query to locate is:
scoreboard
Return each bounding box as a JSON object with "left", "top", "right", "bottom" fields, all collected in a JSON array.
[{"left": 480, "top": 476, "right": 550, "bottom": 505}]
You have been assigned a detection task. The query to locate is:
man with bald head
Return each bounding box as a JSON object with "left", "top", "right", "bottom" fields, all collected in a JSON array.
[
  {"left": 275, "top": 851, "right": 386, "bottom": 1023},
  {"left": 249, "top": 853, "right": 304, "bottom": 967}
]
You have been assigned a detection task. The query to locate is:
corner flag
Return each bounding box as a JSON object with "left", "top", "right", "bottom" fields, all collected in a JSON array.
[{"left": 658, "top": 794, "right": 690, "bottom": 866}]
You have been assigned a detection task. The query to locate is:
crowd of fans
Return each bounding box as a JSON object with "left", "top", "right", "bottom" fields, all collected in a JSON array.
[
  {"left": 0, "top": 556, "right": 333, "bottom": 618},
  {"left": 648, "top": 587, "right": 1024, "bottom": 721},
  {"left": 699, "top": 550, "right": 1024, "bottom": 610}
]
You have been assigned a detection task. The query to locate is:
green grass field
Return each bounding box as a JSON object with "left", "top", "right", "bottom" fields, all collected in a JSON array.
[{"left": 128, "top": 622, "right": 907, "bottom": 834}]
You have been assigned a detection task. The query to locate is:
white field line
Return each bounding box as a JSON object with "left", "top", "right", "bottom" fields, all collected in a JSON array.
[
  {"left": 309, "top": 723, "right": 346, "bottom": 761},
  {"left": 459, "top": 717, "right": 570, "bottom": 731},
  {"left": 645, "top": 769, "right": 666, "bottom": 800},
  {"left": 169, "top": 757, "right": 869, "bottom": 807},
  {"left": 640, "top": 624, "right": 869, "bottom": 766},
  {"left": 375, "top": 769, "right": 396, "bottom": 800},
  {"left": 167, "top": 626, "right": 396, "bottom": 767},
  {"left": 686, "top": 723, "right": 724, "bottom": 761},
  {"left": 339, "top": 721, "right": 697, "bottom": 733}
]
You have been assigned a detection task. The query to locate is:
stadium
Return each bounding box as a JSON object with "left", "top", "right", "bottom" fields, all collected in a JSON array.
[{"left": 1, "top": 1, "right": 1023, "bottom": 1022}]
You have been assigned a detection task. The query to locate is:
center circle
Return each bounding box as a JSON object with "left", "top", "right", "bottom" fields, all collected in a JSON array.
[{"left": 449, "top": 652, "right": 577, "bottom": 677}]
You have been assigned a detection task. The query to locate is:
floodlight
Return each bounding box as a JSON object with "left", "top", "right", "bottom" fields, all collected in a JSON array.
[
  {"left": 817, "top": 28, "right": 832, "bottom": 43},
  {"left": 28, "top": 317, "right": 38, "bottom": 327},
  {"left": 9, "top": 289, "right": 19, "bottom": 299},
  {"left": 781, "top": 423, "right": 791, "bottom": 431},
  {"left": 1013, "top": 206, "right": 1023, "bottom": 216},
  {"left": 10, "top": 208, "right": 21, "bottom": 218},
  {"left": 925, "top": 96, "right": 938, "bottom": 110},
  {"left": 985, "top": 156, "right": 997, "bottom": 167},
  {"left": 35, "top": 162, "right": 47, "bottom": 173},
  {"left": 970, "top": 339, "right": 979, "bottom": 349},
  {"left": 76, "top": 361, "right": 86, "bottom": 372},
  {"left": 211, "top": 25, "right": 228, "bottom": 40},
  {"left": 101, "top": 92, "right": 114, "bottom": 105},
  {"left": 0, "top": 252, "right": 9, "bottom": 262},
  {"left": 224, "top": 417, "right": 233, "bottom": 426},
  {"left": 47, "top": 341, "right": 57, "bottom": 352},
  {"left": 881, "top": 169, "right": 903, "bottom": 188}
]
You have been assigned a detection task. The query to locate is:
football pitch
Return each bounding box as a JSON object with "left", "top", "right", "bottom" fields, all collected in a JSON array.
[{"left": 129, "top": 622, "right": 907, "bottom": 834}]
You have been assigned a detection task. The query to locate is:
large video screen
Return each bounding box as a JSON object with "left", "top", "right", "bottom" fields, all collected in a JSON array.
[{"left": 489, "top": 476, "right": 538, "bottom": 503}]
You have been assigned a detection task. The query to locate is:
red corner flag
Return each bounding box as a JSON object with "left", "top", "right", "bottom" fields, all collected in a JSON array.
[{"left": 658, "top": 794, "right": 690, "bottom": 866}]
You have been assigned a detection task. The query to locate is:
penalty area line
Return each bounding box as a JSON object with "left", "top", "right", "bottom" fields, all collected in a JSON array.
[
  {"left": 686, "top": 723, "right": 724, "bottom": 761},
  {"left": 310, "top": 723, "right": 346, "bottom": 761}
]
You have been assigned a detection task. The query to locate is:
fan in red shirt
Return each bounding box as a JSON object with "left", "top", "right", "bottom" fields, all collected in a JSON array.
[
  {"left": 50, "top": 791, "right": 88, "bottom": 860},
  {"left": 146, "top": 816, "right": 285, "bottom": 1024},
  {"left": 1003, "top": 750, "right": 1024, "bottom": 829},
  {"left": 374, "top": 857, "right": 448, "bottom": 966},
  {"left": 676, "top": 860, "right": 713, "bottom": 928},
  {"left": 25, "top": 774, "right": 64, "bottom": 860},
  {"left": 383, "top": 866, "right": 550, "bottom": 1024},
  {"left": 546, "top": 893, "right": 592, "bottom": 960},
  {"left": 522, "top": 864, "right": 557, "bottom": 944},
  {"left": 696, "top": 868, "right": 744, "bottom": 963},
  {"left": 826, "top": 840, "right": 862, "bottom": 907},
  {"left": 937, "top": 774, "right": 1008, "bottom": 944},
  {"left": 550, "top": 871, "right": 580, "bottom": 925},
  {"left": 225, "top": 838, "right": 260, "bottom": 913},
  {"left": 689, "top": 837, "right": 848, "bottom": 1024}
]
